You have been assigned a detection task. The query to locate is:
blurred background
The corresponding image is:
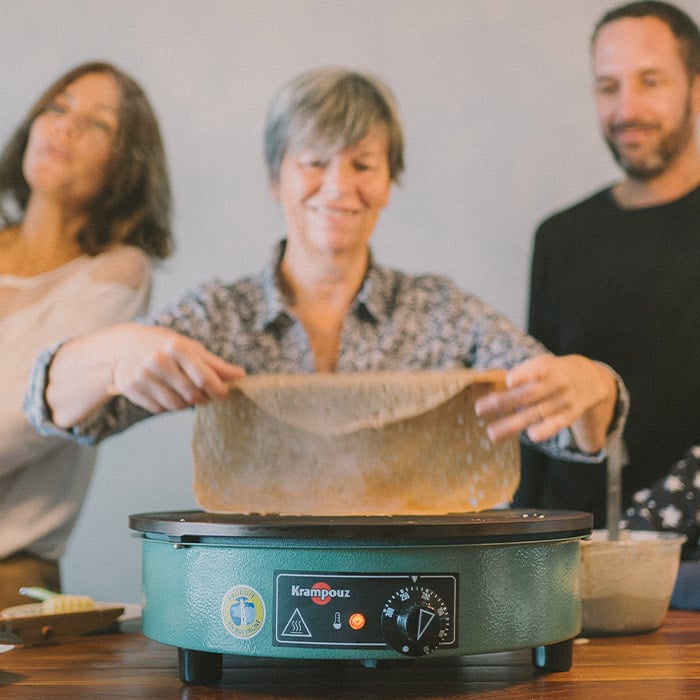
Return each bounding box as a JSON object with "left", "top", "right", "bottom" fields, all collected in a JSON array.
[{"left": 1, "top": 0, "right": 697, "bottom": 603}]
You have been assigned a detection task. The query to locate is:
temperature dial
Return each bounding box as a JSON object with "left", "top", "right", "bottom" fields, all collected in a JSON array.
[{"left": 380, "top": 585, "right": 451, "bottom": 656}]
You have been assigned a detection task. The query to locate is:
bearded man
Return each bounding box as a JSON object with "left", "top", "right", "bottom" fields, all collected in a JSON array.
[{"left": 515, "top": 1, "right": 700, "bottom": 539}]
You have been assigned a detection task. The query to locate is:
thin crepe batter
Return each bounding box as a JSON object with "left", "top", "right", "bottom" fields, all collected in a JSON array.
[{"left": 192, "top": 369, "right": 519, "bottom": 515}]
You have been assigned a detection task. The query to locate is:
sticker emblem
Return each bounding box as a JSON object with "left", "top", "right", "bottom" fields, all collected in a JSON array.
[{"left": 221, "top": 585, "right": 266, "bottom": 639}]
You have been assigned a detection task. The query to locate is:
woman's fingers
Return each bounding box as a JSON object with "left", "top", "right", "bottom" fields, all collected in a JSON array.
[
  {"left": 111, "top": 327, "right": 245, "bottom": 412},
  {"left": 475, "top": 354, "right": 612, "bottom": 446}
]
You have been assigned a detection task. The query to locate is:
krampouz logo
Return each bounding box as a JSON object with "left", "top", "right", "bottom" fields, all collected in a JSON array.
[{"left": 291, "top": 581, "right": 351, "bottom": 606}]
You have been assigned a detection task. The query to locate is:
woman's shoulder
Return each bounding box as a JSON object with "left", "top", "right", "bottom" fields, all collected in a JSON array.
[
  {"left": 91, "top": 244, "right": 150, "bottom": 269},
  {"left": 370, "top": 264, "right": 494, "bottom": 320},
  {"left": 83, "top": 245, "right": 151, "bottom": 287},
  {"left": 153, "top": 274, "right": 258, "bottom": 315}
]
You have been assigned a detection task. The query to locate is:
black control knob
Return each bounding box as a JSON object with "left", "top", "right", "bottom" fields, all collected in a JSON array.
[{"left": 380, "top": 585, "right": 451, "bottom": 656}]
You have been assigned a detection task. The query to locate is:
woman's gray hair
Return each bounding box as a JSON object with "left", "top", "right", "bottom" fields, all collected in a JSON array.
[{"left": 264, "top": 67, "right": 404, "bottom": 184}]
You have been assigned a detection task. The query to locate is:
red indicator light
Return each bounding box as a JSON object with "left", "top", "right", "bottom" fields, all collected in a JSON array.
[{"left": 348, "top": 613, "right": 366, "bottom": 630}]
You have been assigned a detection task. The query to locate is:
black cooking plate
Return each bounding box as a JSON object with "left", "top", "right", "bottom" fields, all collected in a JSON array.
[{"left": 129, "top": 509, "right": 593, "bottom": 545}]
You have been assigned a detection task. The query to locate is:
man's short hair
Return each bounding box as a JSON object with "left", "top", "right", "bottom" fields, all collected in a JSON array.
[{"left": 592, "top": 1, "right": 700, "bottom": 79}]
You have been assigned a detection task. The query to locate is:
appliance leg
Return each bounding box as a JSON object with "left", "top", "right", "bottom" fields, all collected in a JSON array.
[
  {"left": 531, "top": 638, "right": 573, "bottom": 672},
  {"left": 178, "top": 647, "right": 223, "bottom": 685}
]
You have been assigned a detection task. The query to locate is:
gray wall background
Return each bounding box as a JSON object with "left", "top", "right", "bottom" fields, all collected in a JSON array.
[{"left": 2, "top": 0, "right": 698, "bottom": 604}]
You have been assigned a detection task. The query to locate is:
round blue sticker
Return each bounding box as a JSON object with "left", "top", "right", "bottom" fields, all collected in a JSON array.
[{"left": 221, "top": 584, "right": 266, "bottom": 639}]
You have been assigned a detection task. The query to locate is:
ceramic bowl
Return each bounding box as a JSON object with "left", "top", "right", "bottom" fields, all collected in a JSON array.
[{"left": 580, "top": 529, "right": 685, "bottom": 636}]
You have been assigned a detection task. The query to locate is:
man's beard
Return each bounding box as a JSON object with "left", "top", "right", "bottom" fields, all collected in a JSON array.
[{"left": 605, "top": 97, "right": 696, "bottom": 180}]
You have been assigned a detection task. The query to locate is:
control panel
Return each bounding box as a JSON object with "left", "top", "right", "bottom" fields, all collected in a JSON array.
[{"left": 273, "top": 571, "right": 457, "bottom": 656}]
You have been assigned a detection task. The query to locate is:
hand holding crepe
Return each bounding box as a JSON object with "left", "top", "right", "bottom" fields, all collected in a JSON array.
[{"left": 192, "top": 369, "right": 519, "bottom": 515}]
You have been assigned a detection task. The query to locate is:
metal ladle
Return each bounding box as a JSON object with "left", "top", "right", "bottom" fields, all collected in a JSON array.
[{"left": 606, "top": 438, "right": 628, "bottom": 541}]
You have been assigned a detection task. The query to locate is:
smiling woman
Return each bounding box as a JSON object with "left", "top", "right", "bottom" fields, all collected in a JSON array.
[
  {"left": 274, "top": 129, "right": 392, "bottom": 261},
  {"left": 25, "top": 67, "right": 627, "bottom": 508},
  {"left": 265, "top": 70, "right": 402, "bottom": 371},
  {"left": 0, "top": 61, "right": 173, "bottom": 609},
  {"left": 274, "top": 127, "right": 393, "bottom": 371}
]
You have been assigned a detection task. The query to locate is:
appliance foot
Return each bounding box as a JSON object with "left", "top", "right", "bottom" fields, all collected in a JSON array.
[
  {"left": 178, "top": 647, "right": 223, "bottom": 685},
  {"left": 359, "top": 658, "right": 416, "bottom": 669},
  {"left": 531, "top": 638, "right": 573, "bottom": 672}
]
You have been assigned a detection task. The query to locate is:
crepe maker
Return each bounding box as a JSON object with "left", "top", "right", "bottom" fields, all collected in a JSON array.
[{"left": 129, "top": 509, "right": 592, "bottom": 685}]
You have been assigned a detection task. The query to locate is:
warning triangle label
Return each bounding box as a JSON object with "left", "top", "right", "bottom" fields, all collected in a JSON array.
[{"left": 280, "top": 608, "right": 312, "bottom": 638}]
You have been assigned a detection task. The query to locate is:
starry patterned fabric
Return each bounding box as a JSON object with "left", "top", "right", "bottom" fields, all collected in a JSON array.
[{"left": 624, "top": 446, "right": 700, "bottom": 560}]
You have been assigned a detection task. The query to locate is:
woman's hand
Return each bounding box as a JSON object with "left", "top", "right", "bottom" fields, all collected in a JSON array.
[
  {"left": 474, "top": 353, "right": 617, "bottom": 453},
  {"left": 47, "top": 323, "right": 245, "bottom": 427},
  {"left": 107, "top": 325, "right": 245, "bottom": 413}
]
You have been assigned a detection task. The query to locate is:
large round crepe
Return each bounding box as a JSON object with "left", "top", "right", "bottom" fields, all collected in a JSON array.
[{"left": 192, "top": 369, "right": 519, "bottom": 515}]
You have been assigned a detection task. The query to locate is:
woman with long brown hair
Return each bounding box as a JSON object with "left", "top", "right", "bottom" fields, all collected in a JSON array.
[{"left": 0, "top": 61, "right": 172, "bottom": 607}]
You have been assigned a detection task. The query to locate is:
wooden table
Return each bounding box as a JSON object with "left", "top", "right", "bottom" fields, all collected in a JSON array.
[{"left": 1, "top": 610, "right": 699, "bottom": 699}]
